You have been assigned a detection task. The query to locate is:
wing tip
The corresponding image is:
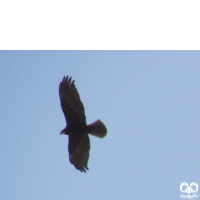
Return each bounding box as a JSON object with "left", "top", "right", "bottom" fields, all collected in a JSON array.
[
  {"left": 79, "top": 166, "right": 89, "bottom": 173},
  {"left": 61, "top": 75, "right": 75, "bottom": 85},
  {"left": 69, "top": 153, "right": 89, "bottom": 173}
]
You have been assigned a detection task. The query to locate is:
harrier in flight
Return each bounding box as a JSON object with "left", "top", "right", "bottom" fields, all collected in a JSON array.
[{"left": 59, "top": 76, "right": 107, "bottom": 172}]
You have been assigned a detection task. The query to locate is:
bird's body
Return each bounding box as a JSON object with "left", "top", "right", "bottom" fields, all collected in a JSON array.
[{"left": 59, "top": 76, "right": 107, "bottom": 172}]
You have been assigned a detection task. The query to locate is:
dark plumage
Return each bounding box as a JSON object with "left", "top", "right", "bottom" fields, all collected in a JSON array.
[{"left": 59, "top": 76, "right": 107, "bottom": 172}]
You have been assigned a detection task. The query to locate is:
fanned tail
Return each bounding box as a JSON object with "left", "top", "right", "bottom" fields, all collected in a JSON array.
[{"left": 88, "top": 119, "right": 107, "bottom": 138}]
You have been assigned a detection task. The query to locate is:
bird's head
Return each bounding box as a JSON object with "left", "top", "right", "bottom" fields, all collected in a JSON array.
[
  {"left": 60, "top": 127, "right": 71, "bottom": 135},
  {"left": 60, "top": 128, "right": 67, "bottom": 135}
]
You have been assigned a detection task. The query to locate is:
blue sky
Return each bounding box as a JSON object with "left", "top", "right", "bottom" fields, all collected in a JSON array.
[{"left": 1, "top": 51, "right": 200, "bottom": 200}]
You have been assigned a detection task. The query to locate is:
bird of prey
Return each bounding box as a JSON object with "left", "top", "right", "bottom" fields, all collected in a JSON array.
[{"left": 59, "top": 76, "right": 107, "bottom": 172}]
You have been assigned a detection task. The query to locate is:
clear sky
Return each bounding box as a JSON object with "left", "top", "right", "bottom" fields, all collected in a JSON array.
[{"left": 1, "top": 51, "right": 200, "bottom": 200}]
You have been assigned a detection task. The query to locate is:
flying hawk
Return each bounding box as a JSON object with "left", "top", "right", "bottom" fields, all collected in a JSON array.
[{"left": 59, "top": 76, "right": 107, "bottom": 172}]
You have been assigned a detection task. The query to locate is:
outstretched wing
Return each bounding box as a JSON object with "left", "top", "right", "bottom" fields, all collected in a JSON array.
[
  {"left": 68, "top": 134, "right": 90, "bottom": 172},
  {"left": 59, "top": 76, "right": 86, "bottom": 126}
]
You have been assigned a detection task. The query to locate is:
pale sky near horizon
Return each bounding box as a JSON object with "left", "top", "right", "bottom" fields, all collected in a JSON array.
[{"left": 1, "top": 51, "right": 200, "bottom": 200}]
